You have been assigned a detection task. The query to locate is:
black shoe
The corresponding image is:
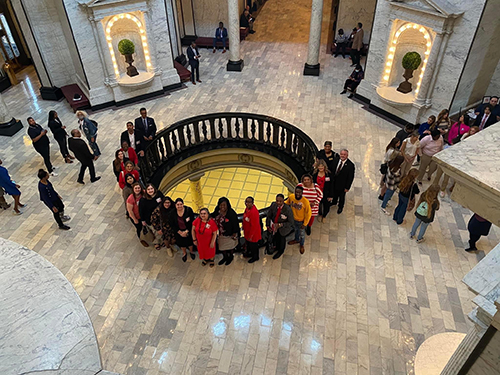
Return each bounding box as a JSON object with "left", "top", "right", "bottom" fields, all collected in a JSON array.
[
  {"left": 305, "top": 226, "right": 311, "bottom": 236},
  {"left": 465, "top": 247, "right": 478, "bottom": 252},
  {"left": 218, "top": 255, "right": 227, "bottom": 265},
  {"left": 225, "top": 254, "right": 234, "bottom": 265},
  {"left": 77, "top": 180, "right": 85, "bottom": 185},
  {"left": 350, "top": 63, "right": 356, "bottom": 67},
  {"left": 337, "top": 207, "right": 343, "bottom": 214},
  {"left": 272, "top": 251, "right": 284, "bottom": 260},
  {"left": 334, "top": 55, "right": 338, "bottom": 57},
  {"left": 248, "top": 257, "right": 259, "bottom": 263},
  {"left": 190, "top": 252, "right": 195, "bottom": 260},
  {"left": 91, "top": 176, "right": 101, "bottom": 183},
  {"left": 378, "top": 195, "right": 383, "bottom": 201},
  {"left": 348, "top": 93, "right": 354, "bottom": 99},
  {"left": 182, "top": 254, "right": 187, "bottom": 262},
  {"left": 59, "top": 225, "right": 70, "bottom": 230},
  {"left": 249, "top": 30, "right": 256, "bottom": 34},
  {"left": 242, "top": 252, "right": 251, "bottom": 258},
  {"left": 340, "top": 90, "right": 347, "bottom": 95}
]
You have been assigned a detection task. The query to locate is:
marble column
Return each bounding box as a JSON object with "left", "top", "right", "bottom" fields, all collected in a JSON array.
[
  {"left": 226, "top": 0, "right": 244, "bottom": 71},
  {"left": 416, "top": 32, "right": 444, "bottom": 104},
  {"left": 189, "top": 174, "right": 205, "bottom": 212},
  {"left": 304, "top": 0, "right": 324, "bottom": 76}
]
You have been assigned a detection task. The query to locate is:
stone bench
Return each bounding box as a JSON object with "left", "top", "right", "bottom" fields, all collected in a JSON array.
[
  {"left": 330, "top": 43, "right": 369, "bottom": 56},
  {"left": 174, "top": 61, "right": 191, "bottom": 82},
  {"left": 60, "top": 84, "right": 90, "bottom": 112}
]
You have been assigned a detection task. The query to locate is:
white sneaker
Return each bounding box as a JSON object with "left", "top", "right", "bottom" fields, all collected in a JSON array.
[
  {"left": 416, "top": 238, "right": 425, "bottom": 243},
  {"left": 381, "top": 208, "right": 390, "bottom": 215},
  {"left": 409, "top": 233, "right": 415, "bottom": 239},
  {"left": 166, "top": 247, "right": 174, "bottom": 257},
  {"left": 440, "top": 191, "right": 446, "bottom": 198},
  {"left": 51, "top": 172, "right": 58, "bottom": 176}
]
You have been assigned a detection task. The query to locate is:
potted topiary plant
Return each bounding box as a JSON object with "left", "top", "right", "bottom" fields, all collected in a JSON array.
[
  {"left": 118, "top": 39, "right": 139, "bottom": 77},
  {"left": 397, "top": 51, "right": 422, "bottom": 94}
]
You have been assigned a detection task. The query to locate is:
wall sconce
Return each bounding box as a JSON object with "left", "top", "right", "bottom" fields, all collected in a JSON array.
[
  {"left": 105, "top": 13, "right": 152, "bottom": 78},
  {"left": 383, "top": 23, "right": 432, "bottom": 94}
]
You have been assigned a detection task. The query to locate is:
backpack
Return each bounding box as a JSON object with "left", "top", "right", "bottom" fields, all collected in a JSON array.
[
  {"left": 90, "top": 119, "right": 98, "bottom": 128},
  {"left": 416, "top": 201, "right": 428, "bottom": 217}
]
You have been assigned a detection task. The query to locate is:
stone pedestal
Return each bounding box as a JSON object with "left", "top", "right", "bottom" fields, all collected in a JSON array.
[
  {"left": 0, "top": 93, "right": 22, "bottom": 137},
  {"left": 303, "top": 0, "right": 324, "bottom": 76},
  {"left": 226, "top": 0, "right": 244, "bottom": 72}
]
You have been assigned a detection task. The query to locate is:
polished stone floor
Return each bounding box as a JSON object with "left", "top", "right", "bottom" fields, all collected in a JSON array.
[{"left": 1, "top": 0, "right": 499, "bottom": 373}]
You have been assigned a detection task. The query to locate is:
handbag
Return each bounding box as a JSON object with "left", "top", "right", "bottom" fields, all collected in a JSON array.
[
  {"left": 379, "top": 163, "right": 388, "bottom": 175},
  {"left": 407, "top": 197, "right": 415, "bottom": 211}
]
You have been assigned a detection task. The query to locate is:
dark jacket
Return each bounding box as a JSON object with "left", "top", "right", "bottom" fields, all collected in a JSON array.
[
  {"left": 312, "top": 172, "right": 334, "bottom": 199},
  {"left": 316, "top": 149, "right": 338, "bottom": 174},
  {"left": 333, "top": 157, "right": 355, "bottom": 191},
  {"left": 68, "top": 137, "right": 94, "bottom": 164},
  {"left": 400, "top": 182, "right": 420, "bottom": 200},
  {"left": 240, "top": 13, "right": 250, "bottom": 28},
  {"left": 468, "top": 214, "right": 492, "bottom": 236},
  {"left": 211, "top": 207, "right": 240, "bottom": 236},
  {"left": 474, "top": 113, "right": 497, "bottom": 129},
  {"left": 186, "top": 46, "right": 200, "bottom": 67},
  {"left": 28, "top": 124, "right": 50, "bottom": 149},
  {"left": 48, "top": 118, "right": 67, "bottom": 139},
  {"left": 120, "top": 129, "right": 144, "bottom": 152},
  {"left": 169, "top": 206, "right": 195, "bottom": 232},
  {"left": 266, "top": 202, "right": 294, "bottom": 236},
  {"left": 79, "top": 118, "right": 97, "bottom": 139},
  {"left": 139, "top": 192, "right": 165, "bottom": 226},
  {"left": 215, "top": 27, "right": 228, "bottom": 38},
  {"left": 415, "top": 200, "right": 439, "bottom": 223},
  {"left": 134, "top": 117, "right": 157, "bottom": 139},
  {"left": 38, "top": 180, "right": 60, "bottom": 210}
]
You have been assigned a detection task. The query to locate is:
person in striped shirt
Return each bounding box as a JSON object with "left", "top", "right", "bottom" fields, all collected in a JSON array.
[{"left": 298, "top": 174, "right": 323, "bottom": 236}]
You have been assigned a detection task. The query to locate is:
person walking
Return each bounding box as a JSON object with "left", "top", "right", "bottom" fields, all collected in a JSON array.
[
  {"left": 126, "top": 183, "right": 149, "bottom": 247},
  {"left": 392, "top": 168, "right": 420, "bottom": 225},
  {"left": 151, "top": 196, "right": 175, "bottom": 257},
  {"left": 286, "top": 186, "right": 311, "bottom": 254},
  {"left": 192, "top": 208, "right": 218, "bottom": 267},
  {"left": 37, "top": 169, "right": 70, "bottom": 230},
  {"left": 212, "top": 197, "right": 239, "bottom": 266},
  {"left": 170, "top": 198, "right": 196, "bottom": 262},
  {"left": 187, "top": 41, "right": 201, "bottom": 85},
  {"left": 465, "top": 214, "right": 492, "bottom": 252},
  {"left": 400, "top": 131, "right": 420, "bottom": 177},
  {"left": 332, "top": 149, "right": 355, "bottom": 214},
  {"left": 242, "top": 196, "right": 262, "bottom": 263},
  {"left": 76, "top": 110, "right": 100, "bottom": 158},
  {"left": 139, "top": 183, "right": 165, "bottom": 250},
  {"left": 312, "top": 159, "right": 334, "bottom": 221},
  {"left": 298, "top": 174, "right": 323, "bottom": 235},
  {"left": 381, "top": 154, "right": 405, "bottom": 215},
  {"left": 68, "top": 129, "right": 101, "bottom": 184},
  {"left": 417, "top": 129, "right": 443, "bottom": 184},
  {"left": 27, "top": 117, "right": 56, "bottom": 176},
  {"left": 48, "top": 110, "right": 73, "bottom": 164},
  {"left": 410, "top": 184, "right": 440, "bottom": 243},
  {"left": 266, "top": 193, "right": 294, "bottom": 259},
  {"left": 0, "top": 158, "right": 25, "bottom": 215}
]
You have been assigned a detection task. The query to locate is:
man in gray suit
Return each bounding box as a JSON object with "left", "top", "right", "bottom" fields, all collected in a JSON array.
[{"left": 266, "top": 193, "right": 295, "bottom": 259}]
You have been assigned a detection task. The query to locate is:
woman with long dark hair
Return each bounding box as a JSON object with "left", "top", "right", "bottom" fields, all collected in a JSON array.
[
  {"left": 298, "top": 174, "right": 323, "bottom": 235},
  {"left": 48, "top": 110, "right": 74, "bottom": 163},
  {"left": 112, "top": 149, "right": 129, "bottom": 182},
  {"left": 170, "top": 198, "right": 196, "bottom": 262},
  {"left": 392, "top": 168, "right": 420, "bottom": 224},
  {"left": 312, "top": 159, "right": 334, "bottom": 221},
  {"left": 410, "top": 184, "right": 440, "bottom": 243},
  {"left": 378, "top": 138, "right": 401, "bottom": 200},
  {"left": 192, "top": 208, "right": 218, "bottom": 267},
  {"left": 381, "top": 153, "right": 405, "bottom": 214},
  {"left": 126, "top": 183, "right": 149, "bottom": 247},
  {"left": 212, "top": 197, "right": 239, "bottom": 265},
  {"left": 139, "top": 183, "right": 165, "bottom": 250},
  {"left": 151, "top": 196, "right": 175, "bottom": 256}
]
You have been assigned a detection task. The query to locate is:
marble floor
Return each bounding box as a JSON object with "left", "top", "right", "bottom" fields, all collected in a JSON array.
[{"left": 1, "top": 0, "right": 499, "bottom": 373}]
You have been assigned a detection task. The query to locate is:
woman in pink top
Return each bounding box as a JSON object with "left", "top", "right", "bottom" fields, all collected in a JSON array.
[
  {"left": 298, "top": 174, "right": 323, "bottom": 236},
  {"left": 448, "top": 114, "right": 470, "bottom": 145},
  {"left": 417, "top": 129, "right": 444, "bottom": 183}
]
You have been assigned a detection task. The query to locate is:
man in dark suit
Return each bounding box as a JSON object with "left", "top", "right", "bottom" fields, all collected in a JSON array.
[
  {"left": 474, "top": 104, "right": 497, "bottom": 130},
  {"left": 332, "top": 149, "right": 355, "bottom": 214},
  {"left": 121, "top": 121, "right": 144, "bottom": 156},
  {"left": 475, "top": 96, "right": 500, "bottom": 122},
  {"left": 266, "top": 193, "right": 295, "bottom": 259},
  {"left": 68, "top": 129, "right": 101, "bottom": 184},
  {"left": 213, "top": 22, "right": 228, "bottom": 53},
  {"left": 186, "top": 42, "right": 201, "bottom": 85},
  {"left": 134, "top": 108, "right": 157, "bottom": 151}
]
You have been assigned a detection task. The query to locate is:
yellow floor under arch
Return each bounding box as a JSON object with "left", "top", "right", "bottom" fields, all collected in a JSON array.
[{"left": 166, "top": 167, "right": 289, "bottom": 213}]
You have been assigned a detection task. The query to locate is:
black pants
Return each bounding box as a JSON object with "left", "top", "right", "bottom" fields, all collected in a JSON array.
[
  {"left": 78, "top": 161, "right": 96, "bottom": 182},
  {"left": 190, "top": 63, "right": 199, "bottom": 82},
  {"left": 52, "top": 199, "right": 65, "bottom": 227},
  {"left": 332, "top": 189, "right": 346, "bottom": 210},
  {"left": 130, "top": 218, "right": 143, "bottom": 239},
  {"left": 319, "top": 196, "right": 331, "bottom": 217},
  {"left": 34, "top": 144, "right": 53, "bottom": 173},
  {"left": 469, "top": 234, "right": 481, "bottom": 249},
  {"left": 54, "top": 134, "right": 69, "bottom": 158},
  {"left": 273, "top": 232, "right": 287, "bottom": 255},
  {"left": 335, "top": 43, "right": 347, "bottom": 57},
  {"left": 350, "top": 49, "right": 361, "bottom": 65},
  {"left": 344, "top": 79, "right": 360, "bottom": 92},
  {"left": 246, "top": 240, "right": 259, "bottom": 260}
]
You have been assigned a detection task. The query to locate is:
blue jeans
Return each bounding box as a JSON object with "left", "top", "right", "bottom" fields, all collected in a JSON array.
[
  {"left": 88, "top": 136, "right": 101, "bottom": 156},
  {"left": 393, "top": 193, "right": 409, "bottom": 224},
  {"left": 293, "top": 220, "right": 305, "bottom": 246},
  {"left": 213, "top": 37, "right": 227, "bottom": 49},
  {"left": 381, "top": 189, "right": 396, "bottom": 209},
  {"left": 410, "top": 217, "right": 430, "bottom": 240}
]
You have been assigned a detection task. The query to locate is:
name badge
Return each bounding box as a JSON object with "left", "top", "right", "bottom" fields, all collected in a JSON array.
[
  {"left": 186, "top": 217, "right": 190, "bottom": 222},
  {"left": 280, "top": 214, "right": 287, "bottom": 220},
  {"left": 156, "top": 198, "right": 162, "bottom": 203},
  {"left": 325, "top": 177, "right": 330, "bottom": 181},
  {"left": 244, "top": 217, "right": 250, "bottom": 222},
  {"left": 206, "top": 223, "right": 211, "bottom": 229}
]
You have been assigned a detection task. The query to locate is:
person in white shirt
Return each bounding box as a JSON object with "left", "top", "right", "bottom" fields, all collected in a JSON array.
[{"left": 400, "top": 131, "right": 420, "bottom": 177}]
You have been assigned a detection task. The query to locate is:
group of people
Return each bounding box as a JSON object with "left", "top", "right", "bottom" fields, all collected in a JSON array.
[
  {"left": 376, "top": 106, "right": 494, "bottom": 247},
  {"left": 333, "top": 22, "right": 364, "bottom": 67}
]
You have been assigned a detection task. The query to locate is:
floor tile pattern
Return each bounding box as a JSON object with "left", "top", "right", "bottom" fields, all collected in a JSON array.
[{"left": 0, "top": 0, "right": 499, "bottom": 374}]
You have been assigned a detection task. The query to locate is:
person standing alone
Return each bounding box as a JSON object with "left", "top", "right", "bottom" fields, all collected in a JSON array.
[
  {"left": 350, "top": 22, "right": 364, "bottom": 66},
  {"left": 38, "top": 169, "right": 70, "bottom": 230},
  {"left": 332, "top": 149, "right": 355, "bottom": 214},
  {"left": 213, "top": 22, "right": 228, "bottom": 53},
  {"left": 187, "top": 42, "right": 202, "bottom": 85},
  {"left": 48, "top": 110, "right": 74, "bottom": 164}
]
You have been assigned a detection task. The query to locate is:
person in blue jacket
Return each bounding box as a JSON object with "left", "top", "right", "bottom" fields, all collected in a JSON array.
[
  {"left": 38, "top": 169, "right": 71, "bottom": 230},
  {"left": 0, "top": 158, "right": 25, "bottom": 215},
  {"left": 213, "top": 22, "right": 228, "bottom": 53},
  {"left": 76, "top": 110, "right": 100, "bottom": 158}
]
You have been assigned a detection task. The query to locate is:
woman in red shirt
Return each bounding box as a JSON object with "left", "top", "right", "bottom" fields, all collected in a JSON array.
[
  {"left": 312, "top": 160, "right": 334, "bottom": 222},
  {"left": 192, "top": 208, "right": 218, "bottom": 267},
  {"left": 298, "top": 174, "right": 323, "bottom": 235},
  {"left": 243, "top": 196, "right": 262, "bottom": 263},
  {"left": 121, "top": 141, "right": 139, "bottom": 166},
  {"left": 119, "top": 161, "right": 140, "bottom": 189}
]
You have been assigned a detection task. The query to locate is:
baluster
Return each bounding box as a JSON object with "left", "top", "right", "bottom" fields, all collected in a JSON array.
[
  {"left": 193, "top": 120, "right": 201, "bottom": 144},
  {"left": 297, "top": 139, "right": 304, "bottom": 162},
  {"left": 218, "top": 118, "right": 224, "bottom": 139},
  {"left": 286, "top": 128, "right": 292, "bottom": 152},
  {"left": 226, "top": 117, "right": 233, "bottom": 139},
  {"left": 164, "top": 133, "right": 173, "bottom": 155},
  {"left": 235, "top": 118, "right": 241, "bottom": 139},
  {"left": 272, "top": 122, "right": 279, "bottom": 146},
  {"left": 292, "top": 134, "right": 298, "bottom": 155},
  {"left": 186, "top": 123, "right": 192, "bottom": 146},
  {"left": 250, "top": 119, "right": 256, "bottom": 139},
  {"left": 265, "top": 121, "right": 271, "bottom": 144},
  {"left": 178, "top": 126, "right": 187, "bottom": 149},
  {"left": 279, "top": 127, "right": 285, "bottom": 149},
  {"left": 209, "top": 118, "right": 216, "bottom": 140},
  {"left": 202, "top": 121, "right": 208, "bottom": 142},
  {"left": 242, "top": 118, "right": 249, "bottom": 139},
  {"left": 171, "top": 130, "right": 178, "bottom": 152},
  {"left": 258, "top": 119, "right": 264, "bottom": 142}
]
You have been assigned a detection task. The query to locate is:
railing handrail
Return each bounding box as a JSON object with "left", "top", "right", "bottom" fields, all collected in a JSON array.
[{"left": 141, "top": 112, "right": 319, "bottom": 184}]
